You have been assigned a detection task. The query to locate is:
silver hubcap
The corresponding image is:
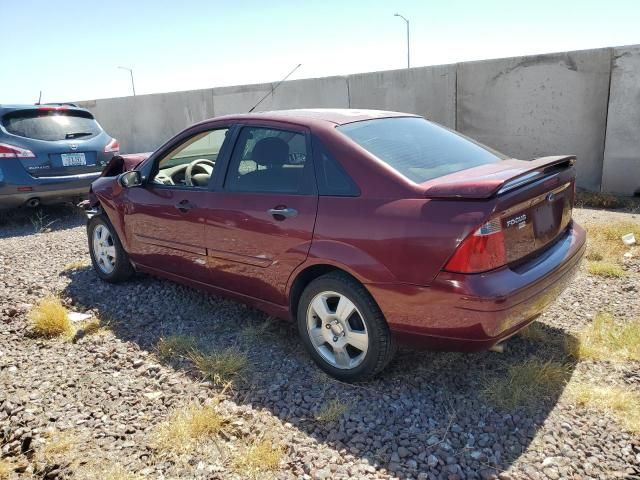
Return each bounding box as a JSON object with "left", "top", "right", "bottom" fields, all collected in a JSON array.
[
  {"left": 306, "top": 291, "right": 369, "bottom": 370},
  {"left": 92, "top": 224, "right": 116, "bottom": 274}
]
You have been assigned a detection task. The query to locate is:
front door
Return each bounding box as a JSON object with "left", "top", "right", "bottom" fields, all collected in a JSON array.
[
  {"left": 203, "top": 124, "right": 318, "bottom": 305},
  {"left": 125, "top": 127, "right": 230, "bottom": 282}
]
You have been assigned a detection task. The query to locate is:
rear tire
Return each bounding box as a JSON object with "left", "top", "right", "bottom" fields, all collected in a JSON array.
[
  {"left": 297, "top": 271, "right": 396, "bottom": 381},
  {"left": 87, "top": 214, "right": 134, "bottom": 283}
]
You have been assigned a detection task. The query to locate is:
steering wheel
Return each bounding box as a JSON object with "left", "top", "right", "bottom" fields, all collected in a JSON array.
[{"left": 185, "top": 159, "right": 215, "bottom": 186}]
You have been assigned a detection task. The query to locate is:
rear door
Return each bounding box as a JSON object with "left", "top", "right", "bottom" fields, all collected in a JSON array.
[
  {"left": 202, "top": 123, "right": 318, "bottom": 305},
  {"left": 124, "top": 126, "right": 232, "bottom": 282},
  {"left": 1, "top": 107, "right": 112, "bottom": 176}
]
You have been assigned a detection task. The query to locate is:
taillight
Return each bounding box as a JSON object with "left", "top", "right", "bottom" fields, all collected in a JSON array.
[
  {"left": 0, "top": 142, "right": 35, "bottom": 159},
  {"left": 104, "top": 138, "right": 120, "bottom": 153},
  {"left": 445, "top": 218, "right": 506, "bottom": 273}
]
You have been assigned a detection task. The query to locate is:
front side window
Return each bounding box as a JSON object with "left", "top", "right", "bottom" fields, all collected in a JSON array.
[
  {"left": 151, "top": 128, "right": 228, "bottom": 188},
  {"left": 225, "top": 126, "right": 312, "bottom": 194},
  {"left": 337, "top": 117, "right": 506, "bottom": 183}
]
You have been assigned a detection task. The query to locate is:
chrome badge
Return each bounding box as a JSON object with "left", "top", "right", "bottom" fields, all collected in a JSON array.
[{"left": 506, "top": 214, "right": 527, "bottom": 228}]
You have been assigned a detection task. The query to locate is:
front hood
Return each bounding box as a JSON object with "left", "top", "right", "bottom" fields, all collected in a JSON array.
[
  {"left": 422, "top": 155, "right": 576, "bottom": 199},
  {"left": 101, "top": 152, "right": 153, "bottom": 177}
]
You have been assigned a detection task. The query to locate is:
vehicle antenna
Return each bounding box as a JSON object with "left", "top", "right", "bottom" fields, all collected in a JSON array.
[
  {"left": 37, "top": 90, "right": 42, "bottom": 105},
  {"left": 248, "top": 63, "right": 302, "bottom": 113}
]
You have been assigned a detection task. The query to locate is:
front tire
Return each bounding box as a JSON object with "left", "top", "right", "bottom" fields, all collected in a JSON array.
[
  {"left": 297, "top": 271, "right": 396, "bottom": 381},
  {"left": 87, "top": 215, "right": 134, "bottom": 283}
]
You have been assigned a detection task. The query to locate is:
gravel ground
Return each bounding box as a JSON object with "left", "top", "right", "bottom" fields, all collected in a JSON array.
[{"left": 0, "top": 206, "right": 639, "bottom": 479}]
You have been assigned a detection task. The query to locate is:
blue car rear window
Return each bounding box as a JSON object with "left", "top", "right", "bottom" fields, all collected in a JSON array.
[
  {"left": 2, "top": 110, "right": 102, "bottom": 141},
  {"left": 337, "top": 117, "right": 506, "bottom": 183}
]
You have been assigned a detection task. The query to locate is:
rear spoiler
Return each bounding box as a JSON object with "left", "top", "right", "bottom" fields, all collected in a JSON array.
[{"left": 423, "top": 155, "right": 576, "bottom": 199}]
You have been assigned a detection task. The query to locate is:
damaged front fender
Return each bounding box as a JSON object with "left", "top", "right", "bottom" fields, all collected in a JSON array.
[
  {"left": 80, "top": 152, "right": 150, "bottom": 213},
  {"left": 101, "top": 152, "right": 153, "bottom": 177}
]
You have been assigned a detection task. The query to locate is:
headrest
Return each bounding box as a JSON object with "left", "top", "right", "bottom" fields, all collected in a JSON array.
[{"left": 252, "top": 137, "right": 289, "bottom": 167}]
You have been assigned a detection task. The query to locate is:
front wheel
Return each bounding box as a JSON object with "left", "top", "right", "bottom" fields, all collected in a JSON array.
[
  {"left": 297, "top": 272, "right": 396, "bottom": 381},
  {"left": 87, "top": 215, "right": 134, "bottom": 283}
]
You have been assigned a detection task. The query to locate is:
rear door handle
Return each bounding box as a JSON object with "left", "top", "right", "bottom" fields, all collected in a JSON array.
[
  {"left": 175, "top": 199, "right": 195, "bottom": 212},
  {"left": 267, "top": 207, "right": 298, "bottom": 218}
]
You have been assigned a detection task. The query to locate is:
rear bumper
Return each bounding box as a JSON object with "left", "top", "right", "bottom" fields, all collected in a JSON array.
[
  {"left": 368, "top": 221, "right": 586, "bottom": 351},
  {"left": 0, "top": 169, "right": 100, "bottom": 209}
]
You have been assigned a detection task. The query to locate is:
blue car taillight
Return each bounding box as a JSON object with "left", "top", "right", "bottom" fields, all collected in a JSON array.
[{"left": 0, "top": 142, "right": 35, "bottom": 159}]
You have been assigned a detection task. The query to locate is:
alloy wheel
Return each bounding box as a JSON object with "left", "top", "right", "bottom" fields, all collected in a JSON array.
[
  {"left": 92, "top": 224, "right": 116, "bottom": 274},
  {"left": 306, "top": 290, "right": 369, "bottom": 369}
]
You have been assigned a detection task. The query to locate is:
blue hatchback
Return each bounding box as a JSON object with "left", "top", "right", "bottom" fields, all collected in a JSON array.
[{"left": 0, "top": 103, "right": 118, "bottom": 209}]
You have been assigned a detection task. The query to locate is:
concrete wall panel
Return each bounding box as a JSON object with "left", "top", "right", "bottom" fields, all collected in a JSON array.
[
  {"left": 602, "top": 46, "right": 640, "bottom": 195},
  {"left": 267, "top": 76, "right": 349, "bottom": 111},
  {"left": 210, "top": 82, "right": 274, "bottom": 117},
  {"left": 211, "top": 75, "right": 349, "bottom": 116},
  {"left": 80, "top": 89, "right": 215, "bottom": 153},
  {"left": 457, "top": 49, "right": 612, "bottom": 191},
  {"left": 347, "top": 65, "right": 456, "bottom": 128}
]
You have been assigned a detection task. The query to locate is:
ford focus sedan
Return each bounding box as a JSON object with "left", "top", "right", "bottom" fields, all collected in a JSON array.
[
  {"left": 85, "top": 109, "right": 586, "bottom": 381},
  {"left": 0, "top": 104, "right": 119, "bottom": 209}
]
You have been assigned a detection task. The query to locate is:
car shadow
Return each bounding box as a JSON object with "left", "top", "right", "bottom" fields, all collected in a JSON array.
[
  {"left": 0, "top": 204, "right": 86, "bottom": 239},
  {"left": 61, "top": 266, "right": 578, "bottom": 478}
]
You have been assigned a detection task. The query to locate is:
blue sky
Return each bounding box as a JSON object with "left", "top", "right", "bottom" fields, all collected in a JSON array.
[{"left": 2, "top": 0, "right": 639, "bottom": 103}]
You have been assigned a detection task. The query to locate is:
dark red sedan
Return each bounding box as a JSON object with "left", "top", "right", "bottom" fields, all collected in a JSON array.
[{"left": 86, "top": 109, "right": 586, "bottom": 380}]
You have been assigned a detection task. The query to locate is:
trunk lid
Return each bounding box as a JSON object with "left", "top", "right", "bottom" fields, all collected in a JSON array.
[
  {"left": 435, "top": 155, "right": 577, "bottom": 269},
  {"left": 497, "top": 180, "right": 574, "bottom": 264}
]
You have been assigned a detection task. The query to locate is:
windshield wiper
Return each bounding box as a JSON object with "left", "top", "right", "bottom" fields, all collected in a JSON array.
[{"left": 65, "top": 132, "right": 93, "bottom": 139}]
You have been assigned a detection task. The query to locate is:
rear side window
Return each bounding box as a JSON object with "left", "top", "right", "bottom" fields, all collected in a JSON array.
[
  {"left": 225, "top": 126, "right": 314, "bottom": 194},
  {"left": 2, "top": 110, "right": 102, "bottom": 141},
  {"left": 313, "top": 138, "right": 359, "bottom": 196},
  {"left": 337, "top": 117, "right": 505, "bottom": 183}
]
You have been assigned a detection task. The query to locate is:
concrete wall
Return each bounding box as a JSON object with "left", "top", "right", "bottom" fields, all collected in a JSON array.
[
  {"left": 347, "top": 64, "right": 456, "bottom": 128},
  {"left": 457, "top": 49, "right": 611, "bottom": 191},
  {"left": 602, "top": 45, "right": 640, "bottom": 195},
  {"left": 82, "top": 88, "right": 216, "bottom": 153},
  {"left": 77, "top": 44, "right": 640, "bottom": 195},
  {"left": 211, "top": 75, "right": 350, "bottom": 116}
]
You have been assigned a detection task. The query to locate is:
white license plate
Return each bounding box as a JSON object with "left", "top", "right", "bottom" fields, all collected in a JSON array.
[{"left": 61, "top": 153, "right": 86, "bottom": 166}]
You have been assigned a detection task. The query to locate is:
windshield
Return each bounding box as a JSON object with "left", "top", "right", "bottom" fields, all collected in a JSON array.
[
  {"left": 2, "top": 110, "right": 102, "bottom": 141},
  {"left": 337, "top": 117, "right": 506, "bottom": 183}
]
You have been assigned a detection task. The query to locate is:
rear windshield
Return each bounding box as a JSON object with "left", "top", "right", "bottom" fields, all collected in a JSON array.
[
  {"left": 337, "top": 117, "right": 506, "bottom": 183},
  {"left": 2, "top": 110, "right": 102, "bottom": 141}
]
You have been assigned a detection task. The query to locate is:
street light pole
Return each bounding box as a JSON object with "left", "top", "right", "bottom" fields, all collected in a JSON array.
[
  {"left": 118, "top": 66, "right": 136, "bottom": 96},
  {"left": 394, "top": 13, "right": 410, "bottom": 69}
]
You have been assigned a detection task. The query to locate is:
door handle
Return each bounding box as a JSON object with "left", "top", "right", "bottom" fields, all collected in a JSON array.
[
  {"left": 267, "top": 207, "right": 298, "bottom": 218},
  {"left": 175, "top": 199, "right": 195, "bottom": 212}
]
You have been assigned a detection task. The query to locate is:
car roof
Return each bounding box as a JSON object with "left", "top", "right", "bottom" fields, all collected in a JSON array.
[{"left": 212, "top": 108, "right": 420, "bottom": 126}]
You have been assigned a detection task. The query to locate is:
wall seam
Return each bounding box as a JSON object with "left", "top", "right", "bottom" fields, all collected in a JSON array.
[
  {"left": 454, "top": 63, "right": 459, "bottom": 131},
  {"left": 600, "top": 48, "right": 615, "bottom": 193},
  {"left": 346, "top": 76, "right": 351, "bottom": 108}
]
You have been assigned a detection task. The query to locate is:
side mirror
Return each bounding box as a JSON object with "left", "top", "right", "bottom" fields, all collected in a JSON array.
[{"left": 119, "top": 170, "right": 142, "bottom": 188}]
